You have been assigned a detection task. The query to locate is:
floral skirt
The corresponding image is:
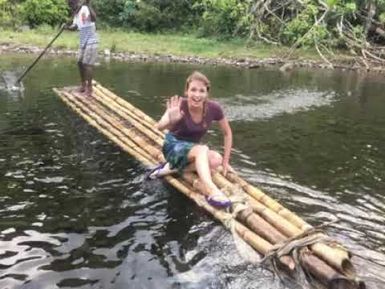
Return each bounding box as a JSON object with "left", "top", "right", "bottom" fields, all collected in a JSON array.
[{"left": 162, "top": 133, "right": 195, "bottom": 172}]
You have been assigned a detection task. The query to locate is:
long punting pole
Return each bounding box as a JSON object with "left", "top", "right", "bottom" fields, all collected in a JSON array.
[
  {"left": 17, "top": 25, "right": 66, "bottom": 84},
  {"left": 53, "top": 83, "right": 365, "bottom": 289}
]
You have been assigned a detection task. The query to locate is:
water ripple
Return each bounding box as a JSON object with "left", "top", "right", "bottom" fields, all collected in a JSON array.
[{"left": 223, "top": 89, "right": 335, "bottom": 121}]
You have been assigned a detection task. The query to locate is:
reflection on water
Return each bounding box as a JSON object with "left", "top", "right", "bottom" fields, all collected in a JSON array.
[{"left": 0, "top": 55, "right": 385, "bottom": 289}]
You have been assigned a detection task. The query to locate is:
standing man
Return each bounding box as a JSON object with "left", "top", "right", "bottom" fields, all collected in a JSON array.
[{"left": 66, "top": 0, "right": 98, "bottom": 97}]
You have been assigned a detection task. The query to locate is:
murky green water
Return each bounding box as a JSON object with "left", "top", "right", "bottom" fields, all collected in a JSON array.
[{"left": 1, "top": 54, "right": 384, "bottom": 289}]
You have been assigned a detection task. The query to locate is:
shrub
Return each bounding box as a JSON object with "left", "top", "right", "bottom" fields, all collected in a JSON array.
[
  {"left": 20, "top": 0, "right": 68, "bottom": 27},
  {"left": 0, "top": 0, "right": 23, "bottom": 28},
  {"left": 195, "top": 0, "right": 251, "bottom": 38},
  {"left": 93, "top": 0, "right": 201, "bottom": 32}
]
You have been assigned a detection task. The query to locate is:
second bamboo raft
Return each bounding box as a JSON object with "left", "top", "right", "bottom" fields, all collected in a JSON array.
[{"left": 54, "top": 82, "right": 365, "bottom": 289}]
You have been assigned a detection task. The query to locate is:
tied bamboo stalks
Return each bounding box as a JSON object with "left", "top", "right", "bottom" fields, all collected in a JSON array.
[
  {"left": 71, "top": 86, "right": 296, "bottom": 269},
  {"left": 214, "top": 173, "right": 355, "bottom": 275},
  {"left": 53, "top": 88, "right": 154, "bottom": 166},
  {"left": 93, "top": 81, "right": 163, "bottom": 138},
  {"left": 53, "top": 83, "right": 364, "bottom": 289},
  {"left": 91, "top": 82, "right": 354, "bottom": 276},
  {"left": 92, "top": 82, "right": 306, "bottom": 227},
  {"left": 182, "top": 172, "right": 288, "bottom": 245},
  {"left": 93, "top": 82, "right": 354, "bottom": 276},
  {"left": 223, "top": 171, "right": 354, "bottom": 275},
  {"left": 212, "top": 172, "right": 355, "bottom": 278},
  {"left": 92, "top": 90, "right": 163, "bottom": 145},
  {"left": 92, "top": 81, "right": 310, "bottom": 233},
  {"left": 61, "top": 90, "right": 161, "bottom": 164},
  {"left": 88, "top": 86, "right": 296, "bottom": 249},
  {"left": 225, "top": 171, "right": 310, "bottom": 231},
  {"left": 54, "top": 87, "right": 296, "bottom": 272},
  {"left": 212, "top": 172, "right": 302, "bottom": 237}
]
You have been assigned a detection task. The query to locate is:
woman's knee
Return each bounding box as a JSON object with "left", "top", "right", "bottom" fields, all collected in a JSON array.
[
  {"left": 208, "top": 150, "right": 222, "bottom": 170},
  {"left": 189, "top": 144, "right": 209, "bottom": 158}
]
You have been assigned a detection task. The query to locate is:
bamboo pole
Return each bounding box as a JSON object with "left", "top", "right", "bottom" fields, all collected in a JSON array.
[
  {"left": 92, "top": 81, "right": 162, "bottom": 137},
  {"left": 54, "top": 90, "right": 153, "bottom": 167},
  {"left": 182, "top": 172, "right": 287, "bottom": 245},
  {"left": 61, "top": 90, "right": 160, "bottom": 165},
  {"left": 74, "top": 93, "right": 164, "bottom": 162},
  {"left": 92, "top": 88, "right": 164, "bottom": 146},
  {"left": 300, "top": 251, "right": 365, "bottom": 289},
  {"left": 225, "top": 171, "right": 311, "bottom": 231},
  {"left": 223, "top": 171, "right": 354, "bottom": 275},
  {"left": 212, "top": 172, "right": 302, "bottom": 237}
]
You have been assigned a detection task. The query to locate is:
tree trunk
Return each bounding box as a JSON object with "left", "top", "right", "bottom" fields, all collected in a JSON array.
[{"left": 364, "top": 0, "right": 376, "bottom": 42}]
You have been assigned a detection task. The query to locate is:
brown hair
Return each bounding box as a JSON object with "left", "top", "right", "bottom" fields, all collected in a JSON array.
[
  {"left": 184, "top": 71, "right": 210, "bottom": 128},
  {"left": 184, "top": 71, "right": 210, "bottom": 93}
]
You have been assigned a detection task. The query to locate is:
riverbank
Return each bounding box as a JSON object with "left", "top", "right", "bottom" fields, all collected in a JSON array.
[{"left": 1, "top": 28, "right": 385, "bottom": 73}]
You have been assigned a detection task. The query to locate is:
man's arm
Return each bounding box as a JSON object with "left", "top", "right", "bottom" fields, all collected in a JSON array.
[{"left": 88, "top": 4, "right": 97, "bottom": 22}]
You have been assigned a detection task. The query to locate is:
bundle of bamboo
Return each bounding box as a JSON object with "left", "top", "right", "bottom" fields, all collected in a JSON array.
[{"left": 53, "top": 82, "right": 365, "bottom": 289}]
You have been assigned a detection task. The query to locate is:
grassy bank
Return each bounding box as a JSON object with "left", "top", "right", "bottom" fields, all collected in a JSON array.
[{"left": 0, "top": 26, "right": 327, "bottom": 61}]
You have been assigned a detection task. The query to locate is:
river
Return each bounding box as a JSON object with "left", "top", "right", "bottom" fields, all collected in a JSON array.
[{"left": 0, "top": 54, "right": 384, "bottom": 289}]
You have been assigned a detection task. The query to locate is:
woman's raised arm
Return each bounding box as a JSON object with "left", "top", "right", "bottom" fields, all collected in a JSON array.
[{"left": 155, "top": 95, "right": 184, "bottom": 131}]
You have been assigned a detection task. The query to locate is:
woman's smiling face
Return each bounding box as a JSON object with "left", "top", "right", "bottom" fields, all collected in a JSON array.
[{"left": 186, "top": 79, "right": 208, "bottom": 109}]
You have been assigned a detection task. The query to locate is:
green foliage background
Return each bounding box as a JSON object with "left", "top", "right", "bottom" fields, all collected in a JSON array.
[{"left": 1, "top": 0, "right": 385, "bottom": 49}]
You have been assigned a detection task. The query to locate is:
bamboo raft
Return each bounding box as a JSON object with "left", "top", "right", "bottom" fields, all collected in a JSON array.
[{"left": 54, "top": 82, "right": 365, "bottom": 289}]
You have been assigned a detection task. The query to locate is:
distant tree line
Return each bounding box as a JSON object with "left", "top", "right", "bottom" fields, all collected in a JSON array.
[{"left": 1, "top": 0, "right": 385, "bottom": 62}]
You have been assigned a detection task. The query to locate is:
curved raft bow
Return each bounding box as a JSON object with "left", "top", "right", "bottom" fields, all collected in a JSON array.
[{"left": 54, "top": 82, "right": 365, "bottom": 289}]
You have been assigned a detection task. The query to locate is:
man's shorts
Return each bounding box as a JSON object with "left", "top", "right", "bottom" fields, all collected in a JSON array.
[{"left": 78, "top": 43, "right": 98, "bottom": 65}]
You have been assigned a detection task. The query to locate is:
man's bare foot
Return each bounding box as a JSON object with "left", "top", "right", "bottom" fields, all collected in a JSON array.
[
  {"left": 75, "top": 86, "right": 86, "bottom": 93},
  {"left": 85, "top": 88, "right": 93, "bottom": 97}
]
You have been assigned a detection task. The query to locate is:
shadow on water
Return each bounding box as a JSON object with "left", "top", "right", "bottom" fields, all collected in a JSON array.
[{"left": 0, "top": 54, "right": 385, "bottom": 289}]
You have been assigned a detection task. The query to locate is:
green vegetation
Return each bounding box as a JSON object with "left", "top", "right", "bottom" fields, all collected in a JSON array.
[
  {"left": 20, "top": 0, "right": 68, "bottom": 27},
  {"left": 1, "top": 0, "right": 384, "bottom": 64},
  {"left": 0, "top": 27, "right": 323, "bottom": 60}
]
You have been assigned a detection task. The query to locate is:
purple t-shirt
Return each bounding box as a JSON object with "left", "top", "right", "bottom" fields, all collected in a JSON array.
[{"left": 170, "top": 98, "right": 224, "bottom": 143}]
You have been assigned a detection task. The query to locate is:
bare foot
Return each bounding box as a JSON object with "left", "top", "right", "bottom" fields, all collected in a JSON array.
[
  {"left": 85, "top": 88, "right": 92, "bottom": 97},
  {"left": 75, "top": 86, "right": 86, "bottom": 93}
]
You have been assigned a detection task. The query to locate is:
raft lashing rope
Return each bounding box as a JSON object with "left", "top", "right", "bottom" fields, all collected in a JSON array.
[{"left": 54, "top": 82, "right": 366, "bottom": 289}]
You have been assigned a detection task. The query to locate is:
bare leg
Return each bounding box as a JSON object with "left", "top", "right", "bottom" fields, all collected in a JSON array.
[
  {"left": 84, "top": 64, "right": 93, "bottom": 97},
  {"left": 184, "top": 150, "right": 222, "bottom": 173},
  {"left": 77, "top": 61, "right": 86, "bottom": 93},
  {"left": 148, "top": 150, "right": 221, "bottom": 179},
  {"left": 187, "top": 145, "right": 228, "bottom": 202}
]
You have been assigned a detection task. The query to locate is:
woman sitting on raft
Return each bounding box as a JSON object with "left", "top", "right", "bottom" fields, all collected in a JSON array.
[{"left": 148, "top": 71, "right": 233, "bottom": 208}]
